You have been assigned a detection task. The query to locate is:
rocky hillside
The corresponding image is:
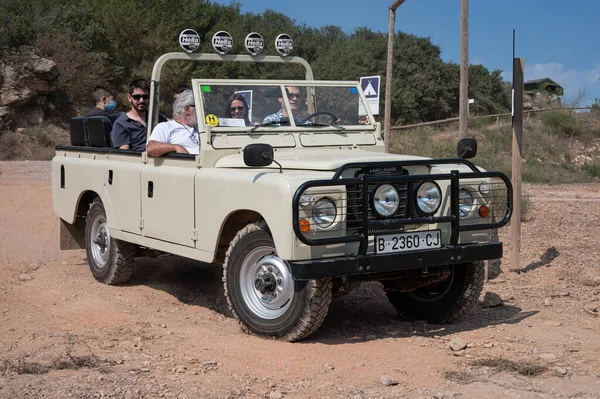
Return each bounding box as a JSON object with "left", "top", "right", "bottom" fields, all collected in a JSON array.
[{"left": 0, "top": 47, "right": 60, "bottom": 130}]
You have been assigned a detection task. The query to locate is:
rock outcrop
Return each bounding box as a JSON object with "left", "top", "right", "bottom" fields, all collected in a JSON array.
[{"left": 0, "top": 47, "right": 60, "bottom": 129}]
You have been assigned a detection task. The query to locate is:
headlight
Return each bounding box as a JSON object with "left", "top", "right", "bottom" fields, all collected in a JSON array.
[
  {"left": 312, "top": 198, "right": 336, "bottom": 228},
  {"left": 479, "top": 182, "right": 492, "bottom": 195},
  {"left": 416, "top": 182, "right": 441, "bottom": 215},
  {"left": 459, "top": 189, "right": 474, "bottom": 217},
  {"left": 372, "top": 184, "right": 400, "bottom": 217}
]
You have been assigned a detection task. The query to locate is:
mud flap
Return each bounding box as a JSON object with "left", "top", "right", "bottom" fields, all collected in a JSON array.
[{"left": 60, "top": 218, "right": 86, "bottom": 250}]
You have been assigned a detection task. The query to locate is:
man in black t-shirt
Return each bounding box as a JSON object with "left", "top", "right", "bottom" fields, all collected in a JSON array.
[{"left": 87, "top": 86, "right": 117, "bottom": 117}]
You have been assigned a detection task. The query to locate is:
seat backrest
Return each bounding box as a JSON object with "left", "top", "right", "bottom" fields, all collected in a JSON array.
[
  {"left": 69, "top": 117, "right": 88, "bottom": 146},
  {"left": 106, "top": 112, "right": 122, "bottom": 125},
  {"left": 88, "top": 116, "right": 113, "bottom": 147}
]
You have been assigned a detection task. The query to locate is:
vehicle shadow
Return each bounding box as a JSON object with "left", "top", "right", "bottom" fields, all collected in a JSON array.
[
  {"left": 127, "top": 256, "right": 537, "bottom": 345},
  {"left": 305, "top": 282, "right": 537, "bottom": 345},
  {"left": 129, "top": 255, "right": 230, "bottom": 316}
]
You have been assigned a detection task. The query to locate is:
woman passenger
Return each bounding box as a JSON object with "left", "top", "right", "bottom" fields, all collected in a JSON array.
[{"left": 224, "top": 94, "right": 251, "bottom": 126}]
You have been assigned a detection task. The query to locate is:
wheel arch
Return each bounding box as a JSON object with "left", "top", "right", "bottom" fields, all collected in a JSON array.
[
  {"left": 71, "top": 188, "right": 119, "bottom": 229},
  {"left": 213, "top": 209, "right": 264, "bottom": 264}
]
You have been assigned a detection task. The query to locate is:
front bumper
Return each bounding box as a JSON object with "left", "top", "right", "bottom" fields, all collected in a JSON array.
[{"left": 289, "top": 241, "right": 501, "bottom": 280}]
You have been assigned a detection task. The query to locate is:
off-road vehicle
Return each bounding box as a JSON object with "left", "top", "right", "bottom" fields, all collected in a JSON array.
[{"left": 53, "top": 32, "right": 512, "bottom": 341}]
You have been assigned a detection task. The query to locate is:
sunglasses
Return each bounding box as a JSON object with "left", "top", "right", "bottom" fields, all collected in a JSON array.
[
  {"left": 230, "top": 106, "right": 245, "bottom": 112},
  {"left": 131, "top": 94, "right": 150, "bottom": 100},
  {"left": 287, "top": 93, "right": 302, "bottom": 99}
]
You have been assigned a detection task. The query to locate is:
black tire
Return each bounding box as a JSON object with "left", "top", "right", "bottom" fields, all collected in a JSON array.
[
  {"left": 223, "top": 222, "right": 332, "bottom": 341},
  {"left": 386, "top": 261, "right": 485, "bottom": 323},
  {"left": 85, "top": 201, "right": 135, "bottom": 285}
]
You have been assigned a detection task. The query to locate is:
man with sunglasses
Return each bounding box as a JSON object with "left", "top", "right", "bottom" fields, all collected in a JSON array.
[
  {"left": 262, "top": 86, "right": 311, "bottom": 126},
  {"left": 111, "top": 79, "right": 162, "bottom": 151},
  {"left": 146, "top": 90, "right": 200, "bottom": 156}
]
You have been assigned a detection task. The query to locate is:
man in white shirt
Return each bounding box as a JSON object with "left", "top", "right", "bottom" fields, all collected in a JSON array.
[{"left": 147, "top": 90, "right": 200, "bottom": 156}]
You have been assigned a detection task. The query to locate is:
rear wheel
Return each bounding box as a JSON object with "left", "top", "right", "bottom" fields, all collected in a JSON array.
[
  {"left": 385, "top": 261, "right": 485, "bottom": 323},
  {"left": 85, "top": 201, "right": 135, "bottom": 285},
  {"left": 223, "top": 222, "right": 332, "bottom": 341}
]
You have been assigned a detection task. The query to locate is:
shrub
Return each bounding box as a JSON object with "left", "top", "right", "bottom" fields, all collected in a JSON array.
[
  {"left": 582, "top": 160, "right": 600, "bottom": 179},
  {"left": 0, "top": 124, "right": 68, "bottom": 161},
  {"left": 539, "top": 109, "right": 583, "bottom": 136},
  {"left": 36, "top": 32, "right": 113, "bottom": 109},
  {"left": 521, "top": 193, "right": 532, "bottom": 221}
]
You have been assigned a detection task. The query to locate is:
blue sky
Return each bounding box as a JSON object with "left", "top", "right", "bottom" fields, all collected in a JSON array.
[{"left": 213, "top": 0, "right": 600, "bottom": 106}]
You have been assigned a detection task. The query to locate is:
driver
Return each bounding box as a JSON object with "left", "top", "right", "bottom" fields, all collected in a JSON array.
[{"left": 262, "top": 86, "right": 311, "bottom": 126}]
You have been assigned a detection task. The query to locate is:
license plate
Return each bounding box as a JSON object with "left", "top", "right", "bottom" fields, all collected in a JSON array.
[{"left": 375, "top": 230, "right": 442, "bottom": 254}]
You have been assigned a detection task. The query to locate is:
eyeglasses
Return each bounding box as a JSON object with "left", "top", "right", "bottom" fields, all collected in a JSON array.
[
  {"left": 187, "top": 104, "right": 195, "bottom": 108},
  {"left": 230, "top": 106, "right": 245, "bottom": 112},
  {"left": 131, "top": 94, "right": 149, "bottom": 100},
  {"left": 288, "top": 93, "right": 302, "bottom": 99}
]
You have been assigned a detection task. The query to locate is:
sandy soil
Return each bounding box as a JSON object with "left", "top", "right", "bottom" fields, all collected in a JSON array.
[{"left": 0, "top": 161, "right": 599, "bottom": 399}]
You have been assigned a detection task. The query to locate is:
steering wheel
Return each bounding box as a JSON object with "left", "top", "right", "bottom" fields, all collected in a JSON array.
[{"left": 298, "top": 111, "right": 340, "bottom": 126}]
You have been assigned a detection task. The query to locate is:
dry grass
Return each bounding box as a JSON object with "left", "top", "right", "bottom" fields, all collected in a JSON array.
[
  {"left": 1, "top": 354, "right": 106, "bottom": 375},
  {"left": 0, "top": 123, "right": 68, "bottom": 161},
  {"left": 390, "top": 111, "right": 600, "bottom": 184},
  {"left": 443, "top": 370, "right": 475, "bottom": 384},
  {"left": 471, "top": 357, "right": 547, "bottom": 377}
]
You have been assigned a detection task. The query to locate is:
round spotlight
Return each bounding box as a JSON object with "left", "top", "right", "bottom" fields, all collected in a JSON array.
[
  {"left": 372, "top": 184, "right": 400, "bottom": 217},
  {"left": 416, "top": 182, "right": 441, "bottom": 215}
]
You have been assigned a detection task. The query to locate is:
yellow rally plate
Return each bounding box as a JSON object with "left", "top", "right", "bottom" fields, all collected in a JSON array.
[{"left": 205, "top": 114, "right": 219, "bottom": 127}]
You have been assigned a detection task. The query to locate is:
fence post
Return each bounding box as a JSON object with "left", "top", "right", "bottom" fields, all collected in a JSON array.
[{"left": 510, "top": 58, "right": 524, "bottom": 273}]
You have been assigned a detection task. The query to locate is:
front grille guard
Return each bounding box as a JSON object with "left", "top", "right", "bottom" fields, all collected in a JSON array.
[{"left": 292, "top": 159, "right": 513, "bottom": 256}]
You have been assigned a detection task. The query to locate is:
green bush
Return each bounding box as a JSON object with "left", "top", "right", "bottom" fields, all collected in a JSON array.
[
  {"left": 582, "top": 160, "right": 600, "bottom": 179},
  {"left": 539, "top": 109, "right": 584, "bottom": 136}
]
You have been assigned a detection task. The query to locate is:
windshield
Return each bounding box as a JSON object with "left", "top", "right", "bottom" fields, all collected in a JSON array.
[{"left": 194, "top": 81, "right": 373, "bottom": 130}]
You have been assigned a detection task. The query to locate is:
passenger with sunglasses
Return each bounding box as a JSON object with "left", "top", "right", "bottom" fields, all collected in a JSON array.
[
  {"left": 262, "top": 86, "right": 311, "bottom": 126},
  {"left": 111, "top": 79, "right": 166, "bottom": 151},
  {"left": 147, "top": 90, "right": 200, "bottom": 156},
  {"left": 223, "top": 93, "right": 251, "bottom": 126}
]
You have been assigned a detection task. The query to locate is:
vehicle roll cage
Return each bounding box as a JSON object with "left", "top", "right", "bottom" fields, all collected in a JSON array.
[{"left": 147, "top": 52, "right": 315, "bottom": 134}]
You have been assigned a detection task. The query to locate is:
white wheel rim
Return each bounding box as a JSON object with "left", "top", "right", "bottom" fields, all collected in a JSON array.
[
  {"left": 90, "top": 215, "right": 110, "bottom": 268},
  {"left": 239, "top": 246, "right": 294, "bottom": 319}
]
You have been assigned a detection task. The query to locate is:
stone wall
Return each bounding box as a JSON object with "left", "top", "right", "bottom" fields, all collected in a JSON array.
[{"left": 0, "top": 47, "right": 60, "bottom": 130}]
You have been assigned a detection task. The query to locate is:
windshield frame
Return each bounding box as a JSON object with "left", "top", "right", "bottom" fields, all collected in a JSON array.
[{"left": 191, "top": 79, "right": 376, "bottom": 133}]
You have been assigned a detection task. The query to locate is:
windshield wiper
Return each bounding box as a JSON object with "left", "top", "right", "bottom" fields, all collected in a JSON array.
[
  {"left": 303, "top": 123, "right": 346, "bottom": 131},
  {"left": 248, "top": 118, "right": 290, "bottom": 133}
]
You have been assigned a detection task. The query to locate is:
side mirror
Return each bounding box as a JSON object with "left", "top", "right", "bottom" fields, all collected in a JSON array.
[
  {"left": 457, "top": 138, "right": 477, "bottom": 159},
  {"left": 243, "top": 143, "right": 274, "bottom": 167}
]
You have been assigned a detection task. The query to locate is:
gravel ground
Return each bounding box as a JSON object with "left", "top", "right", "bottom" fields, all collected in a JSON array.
[{"left": 0, "top": 161, "right": 599, "bottom": 399}]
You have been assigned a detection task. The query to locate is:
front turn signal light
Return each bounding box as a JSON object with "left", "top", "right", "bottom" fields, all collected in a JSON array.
[
  {"left": 479, "top": 205, "right": 490, "bottom": 217},
  {"left": 299, "top": 218, "right": 310, "bottom": 232}
]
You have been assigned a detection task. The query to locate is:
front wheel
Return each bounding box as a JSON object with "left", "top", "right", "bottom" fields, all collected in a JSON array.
[
  {"left": 223, "top": 222, "right": 332, "bottom": 341},
  {"left": 385, "top": 261, "right": 485, "bottom": 323},
  {"left": 85, "top": 201, "right": 135, "bottom": 285}
]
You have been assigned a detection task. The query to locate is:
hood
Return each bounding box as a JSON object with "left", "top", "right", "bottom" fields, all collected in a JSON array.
[{"left": 214, "top": 148, "right": 430, "bottom": 171}]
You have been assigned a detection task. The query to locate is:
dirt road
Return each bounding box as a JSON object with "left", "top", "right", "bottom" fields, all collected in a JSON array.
[{"left": 1, "top": 161, "right": 599, "bottom": 399}]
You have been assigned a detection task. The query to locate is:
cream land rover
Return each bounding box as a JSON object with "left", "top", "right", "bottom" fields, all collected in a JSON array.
[{"left": 52, "top": 35, "right": 512, "bottom": 342}]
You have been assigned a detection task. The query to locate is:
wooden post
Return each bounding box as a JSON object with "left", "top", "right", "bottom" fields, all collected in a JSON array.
[
  {"left": 459, "top": 0, "right": 469, "bottom": 139},
  {"left": 384, "top": 1, "right": 406, "bottom": 153},
  {"left": 510, "top": 58, "right": 524, "bottom": 273}
]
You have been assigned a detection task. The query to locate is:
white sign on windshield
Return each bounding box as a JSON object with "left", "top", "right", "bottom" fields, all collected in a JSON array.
[
  {"left": 359, "top": 75, "right": 380, "bottom": 115},
  {"left": 219, "top": 118, "right": 246, "bottom": 127}
]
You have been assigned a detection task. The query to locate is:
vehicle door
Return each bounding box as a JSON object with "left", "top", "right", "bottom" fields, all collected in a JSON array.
[{"left": 141, "top": 156, "right": 198, "bottom": 247}]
